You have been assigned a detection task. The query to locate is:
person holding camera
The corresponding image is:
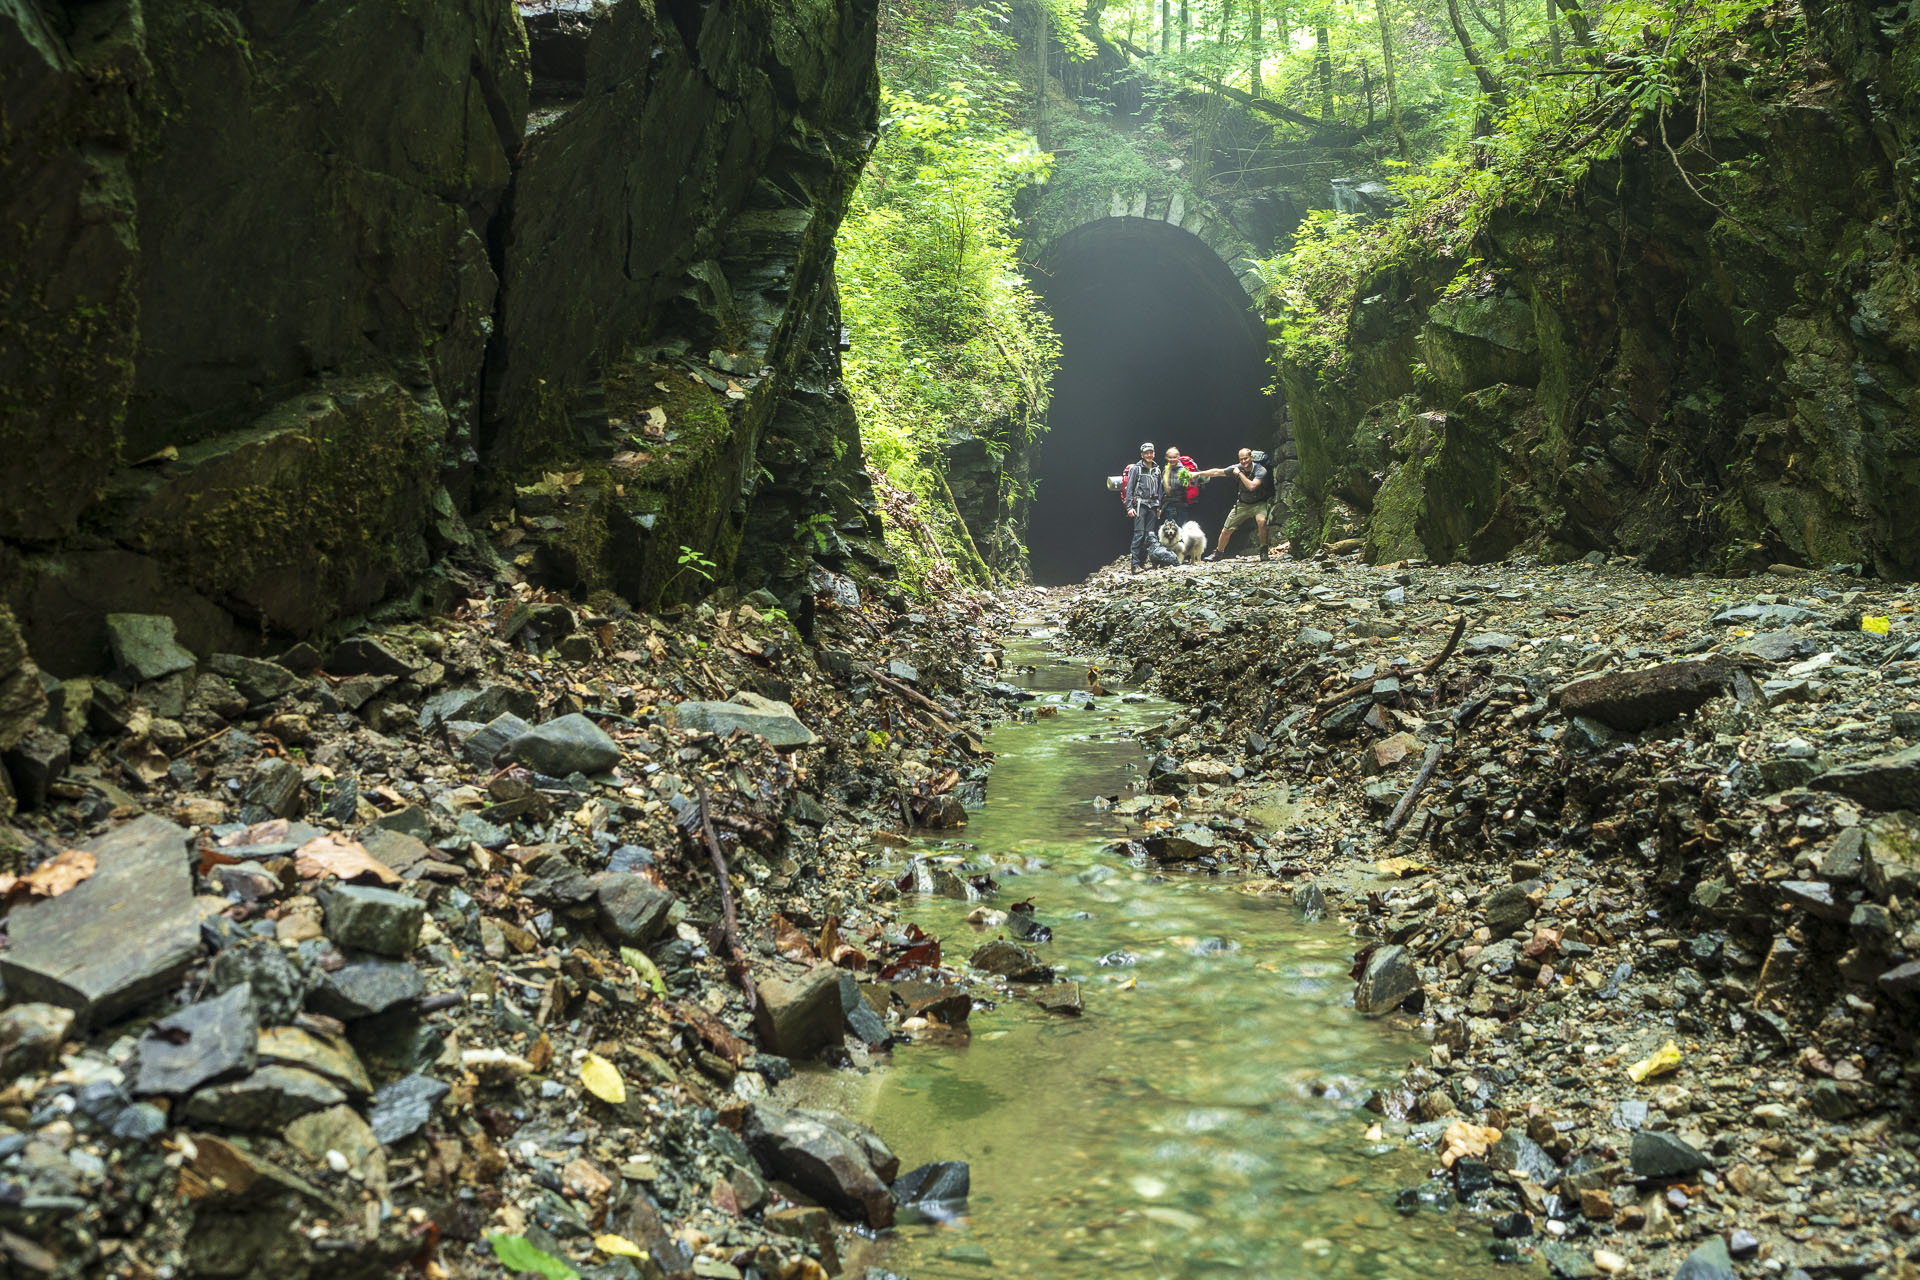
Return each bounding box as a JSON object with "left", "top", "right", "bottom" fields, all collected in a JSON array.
[
  {"left": 1119, "top": 440, "right": 1166, "bottom": 572},
  {"left": 1198, "top": 448, "right": 1274, "bottom": 561}
]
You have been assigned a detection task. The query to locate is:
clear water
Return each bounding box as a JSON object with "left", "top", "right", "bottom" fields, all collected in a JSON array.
[{"left": 798, "top": 638, "right": 1509, "bottom": 1280}]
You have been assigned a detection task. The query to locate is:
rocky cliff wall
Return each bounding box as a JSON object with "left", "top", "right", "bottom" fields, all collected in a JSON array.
[
  {"left": 0, "top": 0, "right": 879, "bottom": 673},
  {"left": 1279, "top": 13, "right": 1920, "bottom": 577}
]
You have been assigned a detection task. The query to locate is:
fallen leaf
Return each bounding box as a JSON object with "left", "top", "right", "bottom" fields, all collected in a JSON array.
[
  {"left": 1626, "top": 1039, "right": 1682, "bottom": 1084},
  {"left": 580, "top": 1052, "right": 626, "bottom": 1104},
  {"left": 488, "top": 1234, "right": 577, "bottom": 1280},
  {"left": 219, "top": 819, "right": 290, "bottom": 847},
  {"left": 0, "top": 849, "right": 97, "bottom": 901},
  {"left": 1375, "top": 856, "right": 1427, "bottom": 878},
  {"left": 293, "top": 834, "right": 400, "bottom": 886},
  {"left": 594, "top": 1235, "right": 644, "bottom": 1258},
  {"left": 620, "top": 946, "right": 669, "bottom": 999},
  {"left": 643, "top": 406, "right": 666, "bottom": 431}
]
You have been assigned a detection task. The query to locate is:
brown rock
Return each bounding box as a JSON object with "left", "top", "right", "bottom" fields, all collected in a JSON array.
[{"left": 1550, "top": 658, "right": 1733, "bottom": 731}]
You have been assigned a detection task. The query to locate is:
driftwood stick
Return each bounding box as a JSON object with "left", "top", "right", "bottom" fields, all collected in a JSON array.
[
  {"left": 1384, "top": 743, "right": 1446, "bottom": 835},
  {"left": 1311, "top": 616, "right": 1467, "bottom": 722},
  {"left": 871, "top": 670, "right": 947, "bottom": 719},
  {"left": 695, "top": 785, "right": 757, "bottom": 1013}
]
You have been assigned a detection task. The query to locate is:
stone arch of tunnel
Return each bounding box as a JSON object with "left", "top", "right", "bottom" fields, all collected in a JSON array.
[{"left": 1025, "top": 215, "right": 1280, "bottom": 585}]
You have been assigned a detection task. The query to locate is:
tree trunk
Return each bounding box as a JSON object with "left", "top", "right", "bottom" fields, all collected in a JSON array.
[
  {"left": 1373, "top": 0, "right": 1411, "bottom": 160},
  {"left": 1249, "top": 0, "right": 1264, "bottom": 96},
  {"left": 1445, "top": 0, "right": 1508, "bottom": 111},
  {"left": 1554, "top": 0, "right": 1596, "bottom": 49},
  {"left": 1035, "top": 0, "right": 1048, "bottom": 134},
  {"left": 1493, "top": 0, "right": 1510, "bottom": 51},
  {"left": 1315, "top": 25, "right": 1332, "bottom": 118},
  {"left": 1180, "top": 0, "right": 1190, "bottom": 51},
  {"left": 1546, "top": 0, "right": 1562, "bottom": 66},
  {"left": 1161, "top": 0, "right": 1171, "bottom": 53}
]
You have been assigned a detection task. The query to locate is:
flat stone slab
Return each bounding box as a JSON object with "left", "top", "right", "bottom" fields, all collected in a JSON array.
[
  {"left": 0, "top": 815, "right": 200, "bottom": 1028},
  {"left": 1550, "top": 658, "right": 1732, "bottom": 731},
  {"left": 134, "top": 983, "right": 259, "bottom": 1096},
  {"left": 106, "top": 613, "right": 197, "bottom": 681},
  {"left": 672, "top": 693, "right": 817, "bottom": 748},
  {"left": 1811, "top": 745, "right": 1920, "bottom": 811}
]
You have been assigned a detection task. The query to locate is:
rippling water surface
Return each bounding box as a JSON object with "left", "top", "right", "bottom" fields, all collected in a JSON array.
[{"left": 800, "top": 637, "right": 1505, "bottom": 1280}]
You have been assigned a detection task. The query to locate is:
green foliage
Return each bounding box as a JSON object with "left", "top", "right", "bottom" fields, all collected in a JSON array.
[
  {"left": 652, "top": 543, "right": 716, "bottom": 608},
  {"left": 840, "top": 0, "right": 1061, "bottom": 592},
  {"left": 487, "top": 1234, "right": 577, "bottom": 1280}
]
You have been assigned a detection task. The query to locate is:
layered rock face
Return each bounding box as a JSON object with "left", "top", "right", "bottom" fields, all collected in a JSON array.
[
  {"left": 1, "top": 0, "right": 879, "bottom": 671},
  {"left": 1279, "top": 9, "right": 1920, "bottom": 576}
]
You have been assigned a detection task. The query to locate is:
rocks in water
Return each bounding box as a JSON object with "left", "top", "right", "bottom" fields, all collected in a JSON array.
[
  {"left": 1034, "top": 982, "right": 1082, "bottom": 1015},
  {"left": 969, "top": 940, "right": 1053, "bottom": 983},
  {"left": 308, "top": 960, "right": 424, "bottom": 1020},
  {"left": 133, "top": 983, "right": 259, "bottom": 1096},
  {"left": 1354, "top": 945, "right": 1421, "bottom": 1015},
  {"left": 1549, "top": 658, "right": 1732, "bottom": 731},
  {"left": 1811, "top": 745, "right": 1920, "bottom": 810},
  {"left": 672, "top": 693, "right": 817, "bottom": 748},
  {"left": 0, "top": 1004, "right": 75, "bottom": 1084},
  {"left": 838, "top": 974, "right": 890, "bottom": 1047},
  {"left": 323, "top": 885, "right": 425, "bottom": 956},
  {"left": 1294, "top": 881, "right": 1328, "bottom": 921},
  {"left": 105, "top": 613, "right": 198, "bottom": 681},
  {"left": 751, "top": 966, "right": 845, "bottom": 1059},
  {"left": 505, "top": 712, "right": 621, "bottom": 775},
  {"left": 1141, "top": 825, "right": 1217, "bottom": 862},
  {"left": 368, "top": 1073, "right": 450, "bottom": 1145},
  {"left": 181, "top": 1064, "right": 347, "bottom": 1130},
  {"left": 1629, "top": 1130, "right": 1711, "bottom": 1180},
  {"left": 742, "top": 1102, "right": 895, "bottom": 1228},
  {"left": 889, "top": 980, "right": 972, "bottom": 1025},
  {"left": 591, "top": 872, "right": 675, "bottom": 947},
  {"left": 0, "top": 814, "right": 200, "bottom": 1027},
  {"left": 893, "top": 1161, "right": 969, "bottom": 1218}
]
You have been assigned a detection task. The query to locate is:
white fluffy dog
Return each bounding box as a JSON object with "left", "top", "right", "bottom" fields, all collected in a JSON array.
[{"left": 1158, "top": 519, "right": 1208, "bottom": 564}]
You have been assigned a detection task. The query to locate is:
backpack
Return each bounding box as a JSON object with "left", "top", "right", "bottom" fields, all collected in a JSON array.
[{"left": 1179, "top": 455, "right": 1199, "bottom": 505}]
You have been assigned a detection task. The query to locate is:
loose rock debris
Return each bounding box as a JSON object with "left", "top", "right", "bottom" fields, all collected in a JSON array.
[{"left": 1059, "top": 550, "right": 1920, "bottom": 1280}]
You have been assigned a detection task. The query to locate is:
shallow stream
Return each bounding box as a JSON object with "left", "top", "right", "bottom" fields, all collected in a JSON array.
[{"left": 802, "top": 636, "right": 1502, "bottom": 1279}]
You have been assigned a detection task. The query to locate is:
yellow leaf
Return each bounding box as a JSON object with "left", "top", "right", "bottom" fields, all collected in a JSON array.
[
  {"left": 594, "top": 1234, "right": 644, "bottom": 1258},
  {"left": 580, "top": 1053, "right": 626, "bottom": 1105},
  {"left": 1626, "top": 1039, "right": 1682, "bottom": 1083},
  {"left": 1862, "top": 615, "right": 1890, "bottom": 635}
]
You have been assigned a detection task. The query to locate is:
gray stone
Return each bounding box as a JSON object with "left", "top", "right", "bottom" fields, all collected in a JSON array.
[
  {"left": 1671, "top": 1236, "right": 1735, "bottom": 1280},
  {"left": 1811, "top": 745, "right": 1920, "bottom": 810},
  {"left": 839, "top": 973, "right": 890, "bottom": 1046},
  {"left": 752, "top": 966, "right": 844, "bottom": 1059},
  {"left": 1630, "top": 1130, "right": 1711, "bottom": 1179},
  {"left": 327, "top": 637, "right": 417, "bottom": 678},
  {"left": 889, "top": 979, "right": 971, "bottom": 1025},
  {"left": 672, "top": 692, "right": 817, "bottom": 748},
  {"left": 134, "top": 983, "right": 259, "bottom": 1096},
  {"left": 210, "top": 938, "right": 307, "bottom": 1026},
  {"left": 0, "top": 1003, "right": 75, "bottom": 1083},
  {"left": 969, "top": 941, "right": 1053, "bottom": 982},
  {"left": 106, "top": 614, "right": 198, "bottom": 682},
  {"left": 1818, "top": 827, "right": 1864, "bottom": 882},
  {"left": 358, "top": 827, "right": 437, "bottom": 879},
  {"left": 1878, "top": 961, "right": 1920, "bottom": 1000},
  {"left": 1550, "top": 659, "right": 1732, "bottom": 731},
  {"left": 0, "top": 815, "right": 200, "bottom": 1027},
  {"left": 742, "top": 1102, "right": 894, "bottom": 1228},
  {"left": 1354, "top": 945, "right": 1420, "bottom": 1015},
  {"left": 1322, "top": 698, "right": 1371, "bottom": 740},
  {"left": 1482, "top": 884, "right": 1534, "bottom": 937},
  {"left": 244, "top": 757, "right": 304, "bottom": 818},
  {"left": 1778, "top": 880, "right": 1847, "bottom": 921},
  {"left": 324, "top": 885, "right": 425, "bottom": 957},
  {"left": 367, "top": 1072, "right": 450, "bottom": 1144},
  {"left": 1734, "top": 630, "right": 1821, "bottom": 662},
  {"left": 458, "top": 713, "right": 533, "bottom": 767},
  {"left": 1294, "top": 881, "right": 1328, "bottom": 920},
  {"left": 1541, "top": 1242, "right": 1600, "bottom": 1279},
  {"left": 1297, "top": 627, "right": 1337, "bottom": 649},
  {"left": 1711, "top": 603, "right": 1819, "bottom": 627},
  {"left": 506, "top": 712, "right": 620, "bottom": 775},
  {"left": 285, "top": 1103, "right": 385, "bottom": 1174},
  {"left": 208, "top": 654, "right": 302, "bottom": 704},
  {"left": 1464, "top": 632, "right": 1518, "bottom": 654},
  {"left": 525, "top": 854, "right": 596, "bottom": 909},
  {"left": 886, "top": 659, "right": 919, "bottom": 684},
  {"left": 181, "top": 1064, "right": 345, "bottom": 1130},
  {"left": 417, "top": 684, "right": 538, "bottom": 731},
  {"left": 893, "top": 1161, "right": 969, "bottom": 1216},
  {"left": 1489, "top": 1130, "right": 1559, "bottom": 1188},
  {"left": 309, "top": 960, "right": 424, "bottom": 1020},
  {"left": 1034, "top": 982, "right": 1083, "bottom": 1016},
  {"left": 592, "top": 873, "right": 675, "bottom": 947},
  {"left": 1142, "top": 824, "right": 1218, "bottom": 862},
  {"left": 3, "top": 728, "right": 69, "bottom": 811},
  {"left": 257, "top": 1026, "right": 373, "bottom": 1096}
]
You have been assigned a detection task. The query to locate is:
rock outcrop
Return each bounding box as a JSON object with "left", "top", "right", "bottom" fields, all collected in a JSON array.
[
  {"left": 1277, "top": 9, "right": 1920, "bottom": 577},
  {"left": 2, "top": 0, "right": 881, "bottom": 669}
]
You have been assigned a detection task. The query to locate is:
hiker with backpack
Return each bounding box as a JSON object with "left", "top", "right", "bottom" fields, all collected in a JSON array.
[
  {"left": 1159, "top": 445, "right": 1202, "bottom": 530},
  {"left": 1119, "top": 440, "right": 1167, "bottom": 572},
  {"left": 1198, "top": 447, "right": 1275, "bottom": 561}
]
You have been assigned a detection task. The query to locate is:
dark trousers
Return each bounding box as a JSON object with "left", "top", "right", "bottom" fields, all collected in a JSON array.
[
  {"left": 1163, "top": 498, "right": 1189, "bottom": 530},
  {"left": 1129, "top": 505, "right": 1161, "bottom": 568}
]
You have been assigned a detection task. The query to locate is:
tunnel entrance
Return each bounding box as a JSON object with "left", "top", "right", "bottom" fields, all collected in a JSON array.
[{"left": 1026, "top": 218, "right": 1275, "bottom": 585}]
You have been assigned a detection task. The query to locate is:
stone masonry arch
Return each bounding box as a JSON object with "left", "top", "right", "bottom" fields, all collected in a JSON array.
[{"left": 1025, "top": 188, "right": 1271, "bottom": 304}]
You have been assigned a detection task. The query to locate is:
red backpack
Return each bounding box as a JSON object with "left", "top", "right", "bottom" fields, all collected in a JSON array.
[{"left": 1179, "top": 455, "right": 1199, "bottom": 505}]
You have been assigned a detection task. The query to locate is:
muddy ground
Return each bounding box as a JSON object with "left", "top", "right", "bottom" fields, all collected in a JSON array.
[{"left": 0, "top": 545, "right": 1915, "bottom": 1280}]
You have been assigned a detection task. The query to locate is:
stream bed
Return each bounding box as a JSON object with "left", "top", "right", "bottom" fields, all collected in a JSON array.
[{"left": 795, "top": 636, "right": 1510, "bottom": 1280}]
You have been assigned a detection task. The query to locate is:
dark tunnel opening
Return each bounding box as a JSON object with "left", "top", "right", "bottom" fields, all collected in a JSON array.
[{"left": 1026, "top": 218, "right": 1276, "bottom": 585}]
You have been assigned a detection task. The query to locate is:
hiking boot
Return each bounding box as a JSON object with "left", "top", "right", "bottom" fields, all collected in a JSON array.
[{"left": 1202, "top": 551, "right": 1219, "bottom": 562}]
